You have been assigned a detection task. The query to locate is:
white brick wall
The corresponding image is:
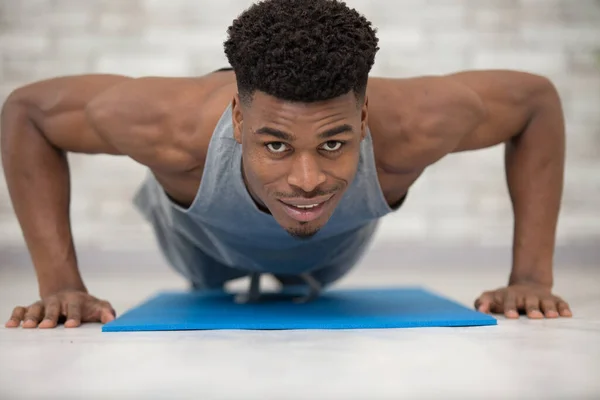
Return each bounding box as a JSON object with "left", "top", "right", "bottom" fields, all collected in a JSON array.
[{"left": 1, "top": 0, "right": 599, "bottom": 250}]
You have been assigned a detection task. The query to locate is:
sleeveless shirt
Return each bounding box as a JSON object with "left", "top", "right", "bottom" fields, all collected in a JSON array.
[{"left": 133, "top": 103, "right": 397, "bottom": 276}]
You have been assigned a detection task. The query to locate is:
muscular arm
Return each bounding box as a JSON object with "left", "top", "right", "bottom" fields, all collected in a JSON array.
[
  {"left": 448, "top": 70, "right": 565, "bottom": 288},
  {"left": 1, "top": 74, "right": 209, "bottom": 298},
  {"left": 0, "top": 74, "right": 131, "bottom": 297}
]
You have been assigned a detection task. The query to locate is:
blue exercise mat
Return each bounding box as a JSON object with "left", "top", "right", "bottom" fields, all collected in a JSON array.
[{"left": 102, "top": 287, "right": 496, "bottom": 332}]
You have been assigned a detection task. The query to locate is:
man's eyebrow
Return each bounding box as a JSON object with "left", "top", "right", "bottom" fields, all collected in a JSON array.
[
  {"left": 254, "top": 127, "right": 296, "bottom": 141},
  {"left": 254, "top": 124, "right": 354, "bottom": 141},
  {"left": 317, "top": 124, "right": 354, "bottom": 139}
]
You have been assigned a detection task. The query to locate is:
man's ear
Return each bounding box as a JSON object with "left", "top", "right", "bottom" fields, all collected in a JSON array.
[
  {"left": 232, "top": 94, "right": 243, "bottom": 144},
  {"left": 360, "top": 96, "right": 369, "bottom": 141}
]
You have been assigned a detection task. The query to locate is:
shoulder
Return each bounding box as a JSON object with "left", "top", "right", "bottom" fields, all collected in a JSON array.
[
  {"left": 85, "top": 75, "right": 234, "bottom": 172},
  {"left": 367, "top": 74, "right": 487, "bottom": 170},
  {"left": 368, "top": 70, "right": 557, "bottom": 169}
]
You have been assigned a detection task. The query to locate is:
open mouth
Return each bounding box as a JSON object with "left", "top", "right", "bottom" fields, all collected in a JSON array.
[{"left": 278, "top": 195, "right": 335, "bottom": 222}]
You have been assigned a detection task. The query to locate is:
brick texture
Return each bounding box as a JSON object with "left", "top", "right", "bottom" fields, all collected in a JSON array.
[{"left": 1, "top": 0, "right": 599, "bottom": 250}]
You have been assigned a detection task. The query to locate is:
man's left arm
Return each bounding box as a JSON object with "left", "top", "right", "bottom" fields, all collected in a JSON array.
[{"left": 445, "top": 70, "right": 572, "bottom": 319}]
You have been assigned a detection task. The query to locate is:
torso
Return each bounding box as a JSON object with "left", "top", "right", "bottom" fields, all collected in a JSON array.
[{"left": 117, "top": 69, "right": 474, "bottom": 209}]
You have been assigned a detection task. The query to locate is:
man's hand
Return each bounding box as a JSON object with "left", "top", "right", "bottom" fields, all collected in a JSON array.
[
  {"left": 475, "top": 283, "right": 572, "bottom": 319},
  {"left": 5, "top": 290, "right": 116, "bottom": 329}
]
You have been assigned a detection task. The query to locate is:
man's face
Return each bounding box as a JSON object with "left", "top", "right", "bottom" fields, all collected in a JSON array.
[{"left": 232, "top": 91, "right": 368, "bottom": 239}]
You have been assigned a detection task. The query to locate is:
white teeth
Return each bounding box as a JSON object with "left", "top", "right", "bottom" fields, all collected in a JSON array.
[{"left": 295, "top": 203, "right": 320, "bottom": 209}]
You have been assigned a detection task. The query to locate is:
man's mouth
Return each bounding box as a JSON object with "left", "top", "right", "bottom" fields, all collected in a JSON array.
[{"left": 278, "top": 194, "right": 335, "bottom": 222}]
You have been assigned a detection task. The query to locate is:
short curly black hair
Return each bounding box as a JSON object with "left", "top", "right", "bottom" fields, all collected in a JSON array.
[{"left": 223, "top": 0, "right": 379, "bottom": 105}]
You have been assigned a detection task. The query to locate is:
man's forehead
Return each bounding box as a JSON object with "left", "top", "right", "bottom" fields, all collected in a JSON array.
[{"left": 245, "top": 91, "right": 361, "bottom": 120}]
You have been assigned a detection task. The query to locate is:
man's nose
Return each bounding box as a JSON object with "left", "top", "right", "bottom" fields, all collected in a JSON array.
[{"left": 287, "top": 153, "right": 326, "bottom": 193}]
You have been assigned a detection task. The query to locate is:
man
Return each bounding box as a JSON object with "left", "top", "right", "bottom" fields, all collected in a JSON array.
[{"left": 1, "top": 0, "right": 572, "bottom": 329}]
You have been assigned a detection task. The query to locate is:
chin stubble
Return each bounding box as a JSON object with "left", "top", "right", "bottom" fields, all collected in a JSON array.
[{"left": 286, "top": 223, "right": 321, "bottom": 240}]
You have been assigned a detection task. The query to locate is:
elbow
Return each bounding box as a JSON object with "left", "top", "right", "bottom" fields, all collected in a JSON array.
[
  {"left": 539, "top": 77, "right": 565, "bottom": 130},
  {"left": 3, "top": 85, "right": 29, "bottom": 105},
  {"left": 521, "top": 75, "right": 565, "bottom": 136},
  {"left": 2, "top": 82, "right": 42, "bottom": 117},
  {"left": 1, "top": 89, "right": 30, "bottom": 143},
  {"left": 1, "top": 83, "right": 45, "bottom": 128},
  {"left": 2, "top": 88, "right": 27, "bottom": 121},
  {"left": 531, "top": 74, "right": 563, "bottom": 109},
  {"left": 522, "top": 76, "right": 566, "bottom": 149}
]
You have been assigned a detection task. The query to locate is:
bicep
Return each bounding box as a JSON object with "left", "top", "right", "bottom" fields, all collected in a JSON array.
[{"left": 447, "top": 70, "right": 554, "bottom": 152}]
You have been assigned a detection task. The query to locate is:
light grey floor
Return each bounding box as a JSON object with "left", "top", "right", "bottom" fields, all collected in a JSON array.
[{"left": 1, "top": 245, "right": 599, "bottom": 400}]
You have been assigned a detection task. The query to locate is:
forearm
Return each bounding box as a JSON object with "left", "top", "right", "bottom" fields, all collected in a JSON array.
[
  {"left": 1, "top": 97, "right": 86, "bottom": 297},
  {"left": 504, "top": 82, "right": 565, "bottom": 287}
]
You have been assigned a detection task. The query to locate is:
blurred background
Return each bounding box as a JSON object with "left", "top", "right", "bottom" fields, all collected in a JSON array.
[{"left": 0, "top": 0, "right": 599, "bottom": 257}]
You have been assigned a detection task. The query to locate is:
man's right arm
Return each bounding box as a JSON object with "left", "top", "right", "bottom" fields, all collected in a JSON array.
[{"left": 0, "top": 74, "right": 131, "bottom": 298}]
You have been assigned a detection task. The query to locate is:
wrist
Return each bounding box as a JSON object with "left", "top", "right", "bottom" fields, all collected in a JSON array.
[
  {"left": 508, "top": 270, "right": 553, "bottom": 288},
  {"left": 39, "top": 283, "right": 87, "bottom": 298},
  {"left": 38, "top": 270, "right": 87, "bottom": 298},
  {"left": 510, "top": 249, "right": 554, "bottom": 288}
]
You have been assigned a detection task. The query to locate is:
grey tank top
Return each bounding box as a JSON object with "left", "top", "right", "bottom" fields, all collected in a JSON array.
[{"left": 133, "top": 103, "right": 396, "bottom": 275}]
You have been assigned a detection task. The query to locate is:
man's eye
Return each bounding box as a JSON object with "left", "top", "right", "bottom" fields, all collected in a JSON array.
[
  {"left": 266, "top": 142, "right": 288, "bottom": 153},
  {"left": 322, "top": 141, "right": 343, "bottom": 152}
]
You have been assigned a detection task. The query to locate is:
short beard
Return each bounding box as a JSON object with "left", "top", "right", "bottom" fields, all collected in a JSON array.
[{"left": 286, "top": 222, "right": 320, "bottom": 240}]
